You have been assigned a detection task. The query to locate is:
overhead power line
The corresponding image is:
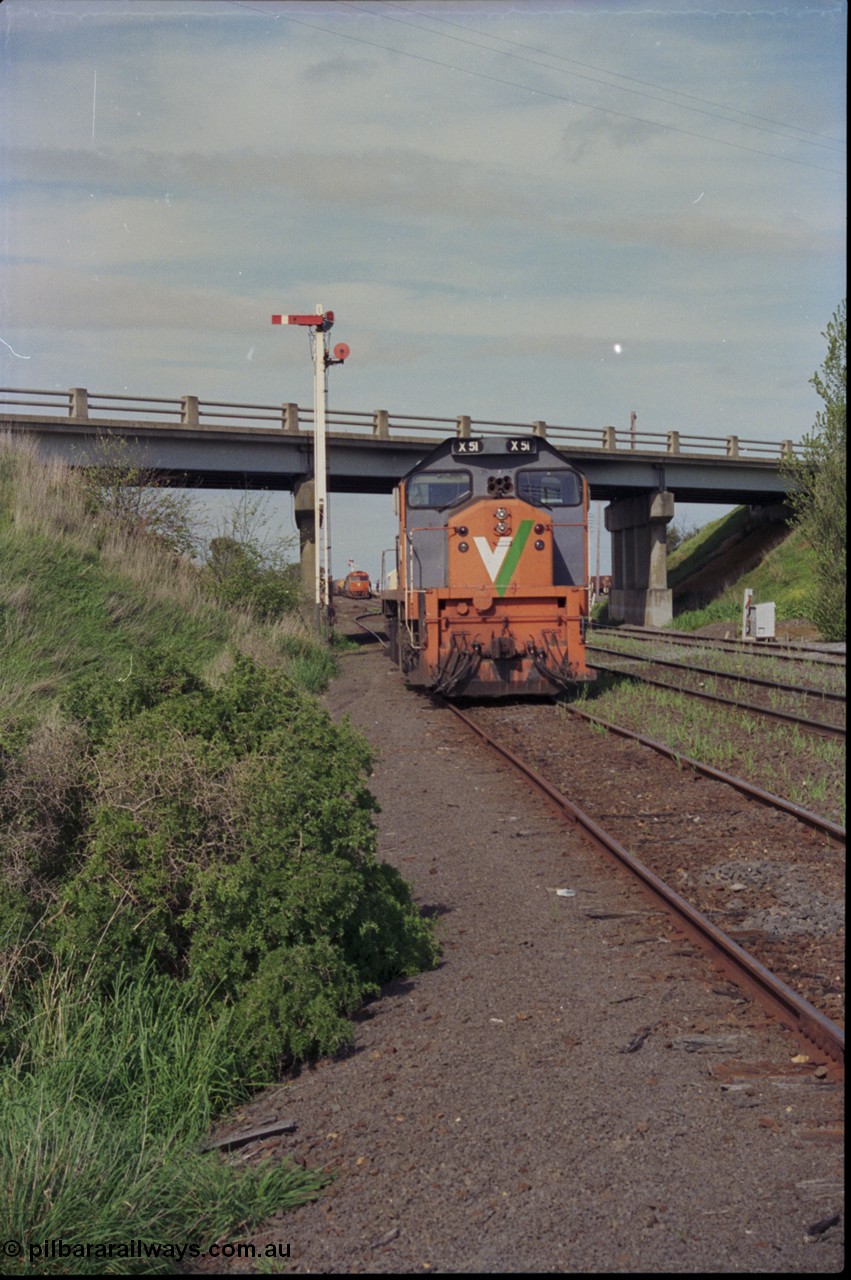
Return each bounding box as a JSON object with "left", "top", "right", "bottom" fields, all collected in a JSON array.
[
  {"left": 228, "top": 0, "right": 845, "bottom": 175},
  {"left": 364, "top": 0, "right": 846, "bottom": 150}
]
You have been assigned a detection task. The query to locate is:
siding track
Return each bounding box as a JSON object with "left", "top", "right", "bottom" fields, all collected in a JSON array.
[{"left": 456, "top": 700, "right": 844, "bottom": 1069}]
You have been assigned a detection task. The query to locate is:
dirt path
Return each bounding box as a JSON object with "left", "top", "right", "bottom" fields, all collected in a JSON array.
[{"left": 202, "top": 636, "right": 843, "bottom": 1273}]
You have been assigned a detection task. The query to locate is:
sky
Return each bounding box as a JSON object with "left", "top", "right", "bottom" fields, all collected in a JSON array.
[{"left": 0, "top": 0, "right": 846, "bottom": 580}]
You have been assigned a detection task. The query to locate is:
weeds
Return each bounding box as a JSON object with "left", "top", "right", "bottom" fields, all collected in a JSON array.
[
  {"left": 0, "top": 958, "right": 326, "bottom": 1274},
  {"left": 0, "top": 434, "right": 440, "bottom": 1265},
  {"left": 575, "top": 677, "right": 845, "bottom": 826}
]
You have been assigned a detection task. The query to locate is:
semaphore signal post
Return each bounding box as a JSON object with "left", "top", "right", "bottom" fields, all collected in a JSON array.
[{"left": 271, "top": 306, "right": 349, "bottom": 637}]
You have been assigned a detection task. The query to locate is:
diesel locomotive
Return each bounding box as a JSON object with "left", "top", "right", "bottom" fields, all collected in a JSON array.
[
  {"left": 333, "top": 569, "right": 372, "bottom": 600},
  {"left": 381, "top": 434, "right": 592, "bottom": 697}
]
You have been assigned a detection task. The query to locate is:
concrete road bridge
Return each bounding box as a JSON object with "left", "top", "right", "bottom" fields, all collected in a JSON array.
[{"left": 1, "top": 385, "right": 796, "bottom": 626}]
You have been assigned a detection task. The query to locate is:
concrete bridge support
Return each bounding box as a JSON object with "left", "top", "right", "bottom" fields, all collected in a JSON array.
[
  {"left": 293, "top": 479, "right": 316, "bottom": 608},
  {"left": 605, "top": 489, "right": 675, "bottom": 626}
]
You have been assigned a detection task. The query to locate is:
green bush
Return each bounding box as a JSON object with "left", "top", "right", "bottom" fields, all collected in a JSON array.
[
  {"left": 43, "top": 654, "right": 438, "bottom": 1066},
  {"left": 1, "top": 436, "right": 439, "bottom": 1262},
  {"left": 204, "top": 535, "right": 302, "bottom": 620}
]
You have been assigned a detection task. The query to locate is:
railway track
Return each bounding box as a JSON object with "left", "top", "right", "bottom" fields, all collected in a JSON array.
[
  {"left": 564, "top": 703, "right": 845, "bottom": 845},
  {"left": 588, "top": 643, "right": 845, "bottom": 702},
  {"left": 587, "top": 646, "right": 846, "bottom": 739},
  {"left": 591, "top": 623, "right": 846, "bottom": 668},
  {"left": 451, "top": 700, "right": 844, "bottom": 1071},
  {"left": 348, "top": 602, "right": 844, "bottom": 1066}
]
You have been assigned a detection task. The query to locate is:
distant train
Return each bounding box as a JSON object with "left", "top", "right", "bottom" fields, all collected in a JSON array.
[
  {"left": 380, "top": 434, "right": 593, "bottom": 697},
  {"left": 333, "top": 569, "right": 372, "bottom": 600}
]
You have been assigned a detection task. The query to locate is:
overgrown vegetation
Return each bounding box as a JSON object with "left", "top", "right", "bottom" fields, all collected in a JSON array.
[
  {"left": 0, "top": 962, "right": 326, "bottom": 1275},
  {"left": 668, "top": 521, "right": 814, "bottom": 632},
  {"left": 203, "top": 494, "right": 301, "bottom": 619},
  {"left": 77, "top": 431, "right": 204, "bottom": 559},
  {"left": 574, "top": 670, "right": 844, "bottom": 826},
  {"left": 0, "top": 435, "right": 439, "bottom": 1271},
  {"left": 781, "top": 299, "right": 846, "bottom": 640}
]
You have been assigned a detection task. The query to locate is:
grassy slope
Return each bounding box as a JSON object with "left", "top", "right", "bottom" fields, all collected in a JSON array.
[
  {"left": 0, "top": 436, "right": 431, "bottom": 1272},
  {"left": 0, "top": 437, "right": 324, "bottom": 728},
  {"left": 667, "top": 506, "right": 815, "bottom": 632}
]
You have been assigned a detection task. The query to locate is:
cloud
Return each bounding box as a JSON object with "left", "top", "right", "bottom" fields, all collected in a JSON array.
[
  {"left": 561, "top": 112, "right": 669, "bottom": 161},
  {"left": 5, "top": 142, "right": 544, "bottom": 226},
  {"left": 2, "top": 261, "right": 268, "bottom": 333}
]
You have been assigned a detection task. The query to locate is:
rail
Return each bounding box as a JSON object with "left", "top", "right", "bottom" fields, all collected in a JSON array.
[
  {"left": 448, "top": 701, "right": 844, "bottom": 1068},
  {"left": 0, "top": 386, "right": 797, "bottom": 460}
]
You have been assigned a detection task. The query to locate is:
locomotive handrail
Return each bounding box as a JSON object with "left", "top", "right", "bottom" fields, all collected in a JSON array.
[{"left": 0, "top": 386, "right": 797, "bottom": 459}]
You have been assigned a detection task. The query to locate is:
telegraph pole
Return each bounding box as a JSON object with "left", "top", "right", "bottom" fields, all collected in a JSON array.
[{"left": 271, "top": 306, "right": 349, "bottom": 637}]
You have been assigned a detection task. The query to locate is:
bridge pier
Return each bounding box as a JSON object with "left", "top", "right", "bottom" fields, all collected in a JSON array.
[
  {"left": 293, "top": 479, "right": 316, "bottom": 612},
  {"left": 605, "top": 489, "right": 675, "bottom": 626}
]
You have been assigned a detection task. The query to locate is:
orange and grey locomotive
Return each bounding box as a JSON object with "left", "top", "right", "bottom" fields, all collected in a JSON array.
[
  {"left": 333, "top": 569, "right": 372, "bottom": 600},
  {"left": 381, "top": 434, "right": 592, "bottom": 697}
]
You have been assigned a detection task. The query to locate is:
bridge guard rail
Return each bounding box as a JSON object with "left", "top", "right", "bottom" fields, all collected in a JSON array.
[{"left": 0, "top": 387, "right": 796, "bottom": 460}]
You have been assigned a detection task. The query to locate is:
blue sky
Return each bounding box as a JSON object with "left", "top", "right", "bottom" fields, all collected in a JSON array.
[{"left": 1, "top": 0, "right": 846, "bottom": 578}]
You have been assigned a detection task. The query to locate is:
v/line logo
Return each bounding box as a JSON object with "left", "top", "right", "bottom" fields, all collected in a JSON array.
[{"left": 472, "top": 520, "right": 534, "bottom": 596}]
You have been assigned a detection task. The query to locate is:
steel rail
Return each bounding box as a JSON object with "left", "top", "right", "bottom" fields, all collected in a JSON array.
[
  {"left": 563, "top": 705, "right": 845, "bottom": 845},
  {"left": 587, "top": 642, "right": 846, "bottom": 703},
  {"left": 445, "top": 702, "right": 844, "bottom": 1069},
  {"left": 588, "top": 659, "right": 846, "bottom": 739},
  {"left": 592, "top": 624, "right": 846, "bottom": 668}
]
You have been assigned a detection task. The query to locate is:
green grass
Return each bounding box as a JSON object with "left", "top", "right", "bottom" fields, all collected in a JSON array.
[
  {"left": 0, "top": 435, "right": 438, "bottom": 1268},
  {"left": 667, "top": 505, "right": 753, "bottom": 588},
  {"left": 0, "top": 959, "right": 326, "bottom": 1275},
  {"left": 668, "top": 515, "right": 818, "bottom": 632},
  {"left": 572, "top": 679, "right": 845, "bottom": 825},
  {"left": 0, "top": 526, "right": 229, "bottom": 706}
]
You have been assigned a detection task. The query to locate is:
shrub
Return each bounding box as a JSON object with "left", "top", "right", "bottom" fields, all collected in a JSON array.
[
  {"left": 203, "top": 495, "right": 303, "bottom": 620},
  {"left": 782, "top": 299, "right": 846, "bottom": 640},
  {"left": 47, "top": 654, "right": 438, "bottom": 1066}
]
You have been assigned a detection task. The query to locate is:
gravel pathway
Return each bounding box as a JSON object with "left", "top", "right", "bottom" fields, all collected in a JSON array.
[{"left": 202, "top": 640, "right": 844, "bottom": 1274}]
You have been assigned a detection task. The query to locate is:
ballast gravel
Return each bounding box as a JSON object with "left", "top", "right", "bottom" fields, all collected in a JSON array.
[{"left": 199, "top": 636, "right": 844, "bottom": 1274}]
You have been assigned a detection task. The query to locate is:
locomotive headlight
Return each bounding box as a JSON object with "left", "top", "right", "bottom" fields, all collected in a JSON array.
[
  {"left": 456, "top": 525, "right": 469, "bottom": 537},
  {"left": 458, "top": 541, "right": 469, "bottom": 553},
  {"left": 534, "top": 539, "right": 545, "bottom": 551},
  {"left": 495, "top": 507, "right": 508, "bottom": 519},
  {"left": 495, "top": 520, "right": 509, "bottom": 534}
]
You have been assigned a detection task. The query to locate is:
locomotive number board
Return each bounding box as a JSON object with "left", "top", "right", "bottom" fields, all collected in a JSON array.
[{"left": 451, "top": 437, "right": 538, "bottom": 455}]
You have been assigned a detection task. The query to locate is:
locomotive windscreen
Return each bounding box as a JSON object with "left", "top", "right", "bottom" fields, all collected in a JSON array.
[
  {"left": 407, "top": 471, "right": 472, "bottom": 509},
  {"left": 516, "top": 469, "right": 582, "bottom": 507}
]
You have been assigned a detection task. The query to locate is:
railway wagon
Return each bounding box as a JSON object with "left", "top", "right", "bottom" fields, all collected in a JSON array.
[
  {"left": 381, "top": 434, "right": 593, "bottom": 697},
  {"left": 334, "top": 570, "right": 372, "bottom": 600}
]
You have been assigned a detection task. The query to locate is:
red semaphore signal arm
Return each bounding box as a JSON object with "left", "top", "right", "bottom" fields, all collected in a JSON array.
[{"left": 271, "top": 311, "right": 334, "bottom": 328}]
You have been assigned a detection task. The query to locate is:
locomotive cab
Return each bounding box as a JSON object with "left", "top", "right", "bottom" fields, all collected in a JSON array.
[{"left": 381, "top": 435, "right": 592, "bottom": 697}]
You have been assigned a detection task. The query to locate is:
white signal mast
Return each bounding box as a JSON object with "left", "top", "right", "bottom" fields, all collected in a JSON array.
[{"left": 271, "top": 305, "right": 350, "bottom": 635}]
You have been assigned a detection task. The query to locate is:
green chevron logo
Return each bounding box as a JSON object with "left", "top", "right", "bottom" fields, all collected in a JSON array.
[{"left": 473, "top": 520, "right": 534, "bottom": 596}]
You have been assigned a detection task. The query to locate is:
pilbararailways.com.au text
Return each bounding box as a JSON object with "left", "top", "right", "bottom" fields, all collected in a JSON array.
[{"left": 3, "top": 1238, "right": 291, "bottom": 1265}]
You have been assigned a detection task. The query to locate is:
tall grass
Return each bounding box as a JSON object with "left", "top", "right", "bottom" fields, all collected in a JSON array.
[
  {"left": 0, "top": 955, "right": 325, "bottom": 1274},
  {"left": 1, "top": 434, "right": 439, "bottom": 1270},
  {"left": 0, "top": 434, "right": 315, "bottom": 727}
]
